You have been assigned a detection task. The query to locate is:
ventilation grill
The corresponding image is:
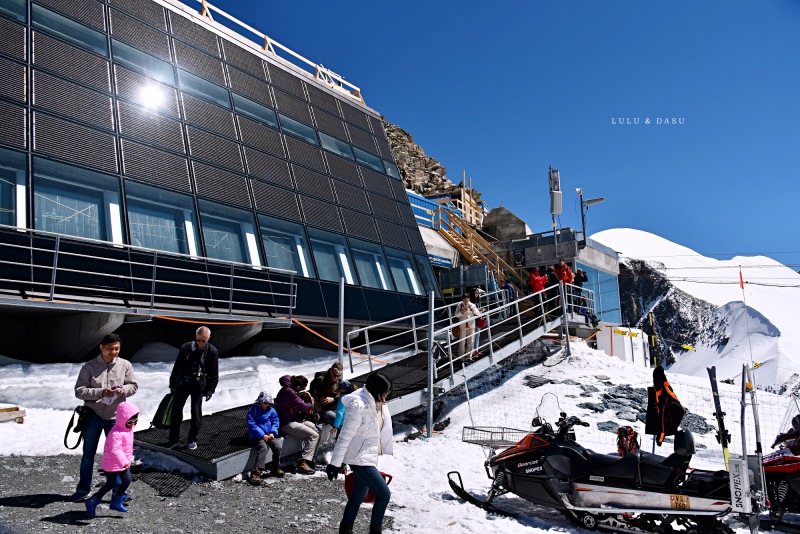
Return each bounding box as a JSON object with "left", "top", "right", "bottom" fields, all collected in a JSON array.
[
  {"left": 0, "top": 18, "right": 26, "bottom": 61},
  {"left": 0, "top": 100, "right": 26, "bottom": 149},
  {"left": 284, "top": 136, "right": 326, "bottom": 174},
  {"left": 221, "top": 41, "right": 265, "bottom": 81},
  {"left": 169, "top": 12, "right": 219, "bottom": 57},
  {"left": 34, "top": 70, "right": 114, "bottom": 132},
  {"left": 33, "top": 32, "right": 110, "bottom": 93},
  {"left": 397, "top": 202, "right": 417, "bottom": 227},
  {"left": 376, "top": 138, "right": 393, "bottom": 160},
  {"left": 340, "top": 101, "right": 370, "bottom": 130},
  {"left": 182, "top": 93, "right": 237, "bottom": 139},
  {"left": 406, "top": 227, "right": 427, "bottom": 254},
  {"left": 34, "top": 0, "right": 105, "bottom": 31},
  {"left": 305, "top": 83, "right": 340, "bottom": 116},
  {"left": 109, "top": 8, "right": 170, "bottom": 61},
  {"left": 0, "top": 57, "right": 25, "bottom": 103},
  {"left": 273, "top": 89, "right": 313, "bottom": 126},
  {"left": 252, "top": 180, "right": 301, "bottom": 221},
  {"left": 228, "top": 67, "right": 273, "bottom": 108},
  {"left": 186, "top": 126, "right": 243, "bottom": 172},
  {"left": 360, "top": 167, "right": 393, "bottom": 197},
  {"left": 312, "top": 108, "right": 348, "bottom": 141},
  {"left": 292, "top": 165, "right": 332, "bottom": 200},
  {"left": 237, "top": 115, "right": 284, "bottom": 157},
  {"left": 347, "top": 125, "right": 378, "bottom": 155},
  {"left": 389, "top": 179, "right": 408, "bottom": 201},
  {"left": 108, "top": 0, "right": 166, "bottom": 31},
  {"left": 325, "top": 153, "right": 361, "bottom": 185},
  {"left": 114, "top": 65, "right": 180, "bottom": 118},
  {"left": 192, "top": 162, "right": 251, "bottom": 208},
  {"left": 244, "top": 147, "right": 292, "bottom": 189},
  {"left": 34, "top": 112, "right": 117, "bottom": 173},
  {"left": 369, "top": 115, "right": 386, "bottom": 140},
  {"left": 368, "top": 192, "right": 401, "bottom": 224},
  {"left": 331, "top": 180, "right": 370, "bottom": 213},
  {"left": 173, "top": 40, "right": 225, "bottom": 86},
  {"left": 265, "top": 63, "right": 305, "bottom": 99},
  {"left": 341, "top": 208, "right": 379, "bottom": 242},
  {"left": 118, "top": 100, "right": 185, "bottom": 154},
  {"left": 121, "top": 139, "right": 191, "bottom": 192},
  {"left": 375, "top": 219, "right": 409, "bottom": 250},
  {"left": 299, "top": 195, "right": 342, "bottom": 233}
]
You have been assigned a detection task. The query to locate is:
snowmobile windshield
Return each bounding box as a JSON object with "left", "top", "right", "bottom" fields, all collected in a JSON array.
[{"left": 531, "top": 392, "right": 562, "bottom": 432}]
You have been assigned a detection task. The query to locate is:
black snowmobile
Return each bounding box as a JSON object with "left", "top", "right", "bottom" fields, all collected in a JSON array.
[
  {"left": 449, "top": 396, "right": 738, "bottom": 533},
  {"left": 762, "top": 413, "right": 800, "bottom": 530}
]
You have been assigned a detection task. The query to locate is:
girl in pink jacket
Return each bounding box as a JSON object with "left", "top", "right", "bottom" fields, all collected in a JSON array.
[{"left": 85, "top": 401, "right": 139, "bottom": 518}]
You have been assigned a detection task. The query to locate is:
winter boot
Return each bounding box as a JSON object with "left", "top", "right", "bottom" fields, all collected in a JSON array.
[
  {"left": 296, "top": 459, "right": 314, "bottom": 475},
  {"left": 109, "top": 494, "right": 128, "bottom": 513},
  {"left": 338, "top": 522, "right": 354, "bottom": 534},
  {"left": 84, "top": 495, "right": 100, "bottom": 519},
  {"left": 270, "top": 464, "right": 285, "bottom": 478},
  {"left": 368, "top": 525, "right": 382, "bottom": 534},
  {"left": 249, "top": 467, "right": 262, "bottom": 486}
]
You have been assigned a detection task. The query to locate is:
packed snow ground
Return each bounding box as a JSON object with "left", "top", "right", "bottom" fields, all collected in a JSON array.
[{"left": 0, "top": 340, "right": 791, "bottom": 533}]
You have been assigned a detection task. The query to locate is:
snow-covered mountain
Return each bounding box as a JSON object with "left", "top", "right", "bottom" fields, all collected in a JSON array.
[{"left": 592, "top": 228, "right": 800, "bottom": 393}]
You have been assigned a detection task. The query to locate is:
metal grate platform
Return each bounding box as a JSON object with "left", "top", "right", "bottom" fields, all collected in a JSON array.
[{"left": 132, "top": 471, "right": 195, "bottom": 497}]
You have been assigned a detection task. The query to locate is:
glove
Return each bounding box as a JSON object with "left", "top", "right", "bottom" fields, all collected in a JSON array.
[
  {"left": 326, "top": 464, "right": 341, "bottom": 481},
  {"left": 204, "top": 392, "right": 213, "bottom": 402}
]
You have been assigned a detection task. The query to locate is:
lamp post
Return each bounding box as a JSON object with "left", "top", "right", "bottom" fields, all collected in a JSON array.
[{"left": 576, "top": 188, "right": 605, "bottom": 248}]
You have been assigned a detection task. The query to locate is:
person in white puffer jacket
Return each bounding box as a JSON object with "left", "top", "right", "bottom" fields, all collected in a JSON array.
[{"left": 326, "top": 373, "right": 393, "bottom": 534}]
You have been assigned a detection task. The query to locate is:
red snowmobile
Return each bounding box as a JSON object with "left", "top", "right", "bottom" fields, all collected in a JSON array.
[{"left": 764, "top": 414, "right": 800, "bottom": 523}]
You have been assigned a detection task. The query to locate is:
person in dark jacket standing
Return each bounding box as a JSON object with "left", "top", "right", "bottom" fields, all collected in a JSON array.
[
  {"left": 275, "top": 375, "right": 319, "bottom": 475},
  {"left": 545, "top": 266, "right": 561, "bottom": 315},
  {"left": 572, "top": 268, "right": 589, "bottom": 313},
  {"left": 246, "top": 391, "right": 283, "bottom": 484},
  {"left": 168, "top": 326, "right": 219, "bottom": 450}
]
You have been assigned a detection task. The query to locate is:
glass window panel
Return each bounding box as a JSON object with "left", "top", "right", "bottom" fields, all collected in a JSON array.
[
  {"left": 414, "top": 254, "right": 441, "bottom": 298},
  {"left": 112, "top": 39, "right": 175, "bottom": 85},
  {"left": 279, "top": 114, "right": 318, "bottom": 145},
  {"left": 307, "top": 227, "right": 355, "bottom": 284},
  {"left": 198, "top": 199, "right": 261, "bottom": 266},
  {"left": 319, "top": 132, "right": 353, "bottom": 160},
  {"left": 353, "top": 147, "right": 384, "bottom": 173},
  {"left": 576, "top": 263, "right": 621, "bottom": 324},
  {"left": 125, "top": 180, "right": 199, "bottom": 255},
  {"left": 350, "top": 238, "right": 394, "bottom": 291},
  {"left": 177, "top": 68, "right": 230, "bottom": 109},
  {"left": 0, "top": 0, "right": 26, "bottom": 22},
  {"left": 384, "top": 161, "right": 401, "bottom": 180},
  {"left": 32, "top": 4, "right": 107, "bottom": 56},
  {"left": 385, "top": 247, "right": 423, "bottom": 295},
  {"left": 258, "top": 215, "right": 315, "bottom": 278},
  {"left": 232, "top": 93, "right": 278, "bottom": 128},
  {"left": 33, "top": 157, "right": 123, "bottom": 243},
  {"left": 0, "top": 147, "right": 26, "bottom": 228}
]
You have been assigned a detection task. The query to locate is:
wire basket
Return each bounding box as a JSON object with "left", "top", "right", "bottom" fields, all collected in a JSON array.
[{"left": 462, "top": 426, "right": 529, "bottom": 448}]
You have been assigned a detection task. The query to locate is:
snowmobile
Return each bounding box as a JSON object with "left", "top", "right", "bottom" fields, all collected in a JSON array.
[
  {"left": 763, "top": 414, "right": 800, "bottom": 525},
  {"left": 448, "top": 396, "right": 738, "bottom": 533}
]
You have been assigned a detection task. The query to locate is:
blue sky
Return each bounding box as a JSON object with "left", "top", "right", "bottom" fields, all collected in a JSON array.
[{"left": 204, "top": 0, "right": 800, "bottom": 267}]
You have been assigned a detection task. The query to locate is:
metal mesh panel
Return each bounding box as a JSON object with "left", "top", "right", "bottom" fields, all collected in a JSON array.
[
  {"left": 292, "top": 165, "right": 332, "bottom": 200},
  {"left": 0, "top": 100, "right": 26, "bottom": 149},
  {"left": 109, "top": 8, "right": 171, "bottom": 61},
  {"left": 228, "top": 67, "right": 273, "bottom": 108},
  {"left": 251, "top": 180, "right": 301, "bottom": 221},
  {"left": 397, "top": 202, "right": 417, "bottom": 227},
  {"left": 118, "top": 100, "right": 185, "bottom": 153},
  {"left": 389, "top": 179, "right": 409, "bottom": 202},
  {"left": 406, "top": 227, "right": 427, "bottom": 254},
  {"left": 121, "top": 139, "right": 191, "bottom": 192},
  {"left": 312, "top": 108, "right": 348, "bottom": 141},
  {"left": 339, "top": 101, "right": 370, "bottom": 131},
  {"left": 376, "top": 138, "right": 393, "bottom": 160},
  {"left": 347, "top": 124, "right": 378, "bottom": 155},
  {"left": 186, "top": 126, "right": 243, "bottom": 173},
  {"left": 0, "top": 18, "right": 26, "bottom": 61},
  {"left": 273, "top": 88, "right": 313, "bottom": 126},
  {"left": 284, "top": 136, "right": 326, "bottom": 174},
  {"left": 360, "top": 167, "right": 393, "bottom": 197},
  {"left": 375, "top": 219, "right": 410, "bottom": 250},
  {"left": 305, "top": 83, "right": 340, "bottom": 116},
  {"left": 325, "top": 153, "right": 361, "bottom": 186},
  {"left": 341, "top": 208, "right": 379, "bottom": 242},
  {"left": 132, "top": 471, "right": 193, "bottom": 498},
  {"left": 33, "top": 32, "right": 110, "bottom": 93},
  {"left": 192, "top": 161, "right": 251, "bottom": 208},
  {"left": 265, "top": 62, "right": 305, "bottom": 99},
  {"left": 221, "top": 40, "right": 266, "bottom": 81},
  {"left": 108, "top": 0, "right": 166, "bottom": 31},
  {"left": 173, "top": 39, "right": 226, "bottom": 86},
  {"left": 0, "top": 57, "right": 25, "bottom": 103},
  {"left": 368, "top": 192, "right": 401, "bottom": 224},
  {"left": 237, "top": 115, "right": 284, "bottom": 157},
  {"left": 331, "top": 179, "right": 369, "bottom": 213},
  {"left": 33, "top": 70, "right": 114, "bottom": 132},
  {"left": 114, "top": 65, "right": 180, "bottom": 118},
  {"left": 369, "top": 115, "right": 386, "bottom": 140},
  {"left": 182, "top": 93, "right": 237, "bottom": 139},
  {"left": 299, "top": 195, "right": 342, "bottom": 233},
  {"left": 34, "top": 0, "right": 105, "bottom": 31},
  {"left": 34, "top": 112, "right": 118, "bottom": 173},
  {"left": 169, "top": 12, "right": 219, "bottom": 57},
  {"left": 244, "top": 147, "right": 292, "bottom": 189}
]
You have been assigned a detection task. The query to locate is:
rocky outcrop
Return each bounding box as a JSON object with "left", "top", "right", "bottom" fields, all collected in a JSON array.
[{"left": 382, "top": 118, "right": 455, "bottom": 196}]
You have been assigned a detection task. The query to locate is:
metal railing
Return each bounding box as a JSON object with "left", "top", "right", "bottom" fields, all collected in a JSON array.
[{"left": 0, "top": 227, "right": 297, "bottom": 321}]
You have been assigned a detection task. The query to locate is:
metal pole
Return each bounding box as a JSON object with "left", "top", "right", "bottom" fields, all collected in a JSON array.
[
  {"left": 49, "top": 235, "right": 60, "bottom": 302},
  {"left": 515, "top": 300, "right": 524, "bottom": 350},
  {"left": 338, "top": 277, "right": 344, "bottom": 366},
  {"left": 412, "top": 315, "right": 419, "bottom": 353},
  {"left": 228, "top": 263, "right": 234, "bottom": 315},
  {"left": 150, "top": 251, "right": 157, "bottom": 309},
  {"left": 560, "top": 282, "right": 571, "bottom": 356},
  {"left": 426, "top": 291, "right": 435, "bottom": 438},
  {"left": 746, "top": 365, "right": 767, "bottom": 512}
]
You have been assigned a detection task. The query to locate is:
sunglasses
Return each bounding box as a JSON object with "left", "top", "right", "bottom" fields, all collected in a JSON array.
[
  {"left": 195, "top": 339, "right": 208, "bottom": 345},
  {"left": 125, "top": 418, "right": 139, "bottom": 427}
]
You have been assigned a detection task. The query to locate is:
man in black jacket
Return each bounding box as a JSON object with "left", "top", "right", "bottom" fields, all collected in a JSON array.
[{"left": 168, "top": 326, "right": 219, "bottom": 450}]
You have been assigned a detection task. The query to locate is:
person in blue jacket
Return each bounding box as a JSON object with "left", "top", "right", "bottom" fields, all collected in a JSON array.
[{"left": 246, "top": 391, "right": 283, "bottom": 485}]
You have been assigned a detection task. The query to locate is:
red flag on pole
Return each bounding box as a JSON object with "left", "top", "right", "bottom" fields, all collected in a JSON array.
[{"left": 739, "top": 270, "right": 744, "bottom": 289}]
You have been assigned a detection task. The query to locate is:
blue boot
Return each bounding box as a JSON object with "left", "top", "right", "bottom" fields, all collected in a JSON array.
[
  {"left": 109, "top": 494, "right": 128, "bottom": 513},
  {"left": 85, "top": 495, "right": 100, "bottom": 519}
]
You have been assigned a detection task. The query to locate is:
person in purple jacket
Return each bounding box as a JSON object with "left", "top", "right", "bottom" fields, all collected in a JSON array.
[
  {"left": 275, "top": 375, "right": 319, "bottom": 475},
  {"left": 246, "top": 391, "right": 283, "bottom": 484}
]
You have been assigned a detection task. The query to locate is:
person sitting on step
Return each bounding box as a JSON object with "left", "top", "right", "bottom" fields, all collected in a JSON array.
[
  {"left": 275, "top": 375, "right": 320, "bottom": 475},
  {"left": 246, "top": 391, "right": 284, "bottom": 485}
]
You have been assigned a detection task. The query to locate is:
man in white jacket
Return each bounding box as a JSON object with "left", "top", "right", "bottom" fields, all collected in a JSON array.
[{"left": 326, "top": 373, "right": 393, "bottom": 534}]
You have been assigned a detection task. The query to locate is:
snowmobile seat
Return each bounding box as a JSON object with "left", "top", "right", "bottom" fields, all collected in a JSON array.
[
  {"left": 637, "top": 430, "right": 695, "bottom": 489},
  {"left": 583, "top": 449, "right": 639, "bottom": 482}
]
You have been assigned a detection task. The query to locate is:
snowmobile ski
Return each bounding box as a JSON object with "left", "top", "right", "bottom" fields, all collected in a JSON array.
[
  {"left": 708, "top": 366, "right": 731, "bottom": 470},
  {"left": 447, "top": 471, "right": 516, "bottom": 517}
]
